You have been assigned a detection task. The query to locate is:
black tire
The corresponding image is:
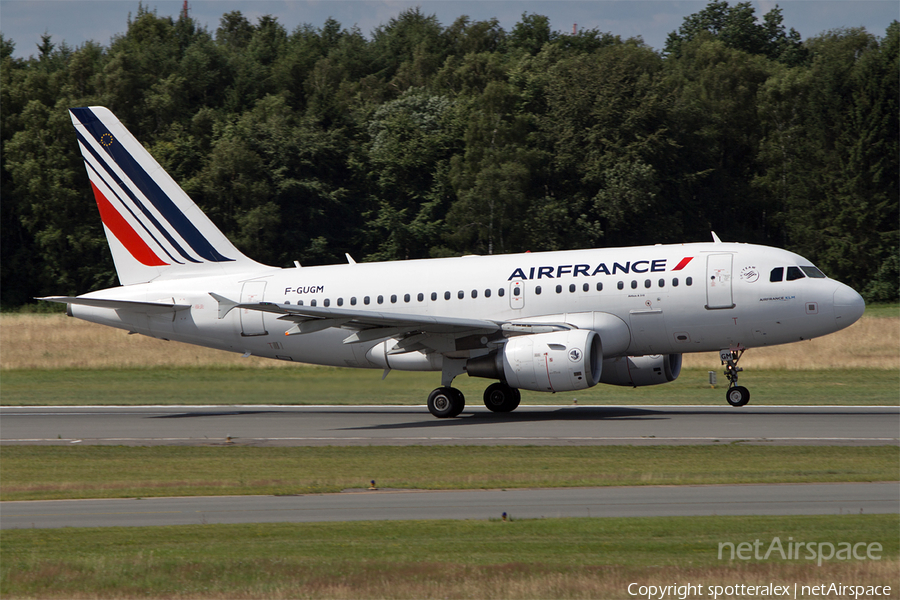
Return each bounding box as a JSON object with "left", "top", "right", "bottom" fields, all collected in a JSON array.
[
  {"left": 448, "top": 387, "right": 466, "bottom": 418},
  {"left": 483, "top": 382, "right": 521, "bottom": 413},
  {"left": 428, "top": 387, "right": 465, "bottom": 418},
  {"left": 726, "top": 386, "right": 750, "bottom": 407}
]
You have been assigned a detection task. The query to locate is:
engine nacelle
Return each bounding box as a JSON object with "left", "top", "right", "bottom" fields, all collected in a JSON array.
[
  {"left": 467, "top": 329, "right": 602, "bottom": 392},
  {"left": 599, "top": 354, "right": 682, "bottom": 387}
]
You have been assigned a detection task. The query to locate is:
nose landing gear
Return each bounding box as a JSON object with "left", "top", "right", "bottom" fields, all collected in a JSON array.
[{"left": 720, "top": 348, "right": 750, "bottom": 407}]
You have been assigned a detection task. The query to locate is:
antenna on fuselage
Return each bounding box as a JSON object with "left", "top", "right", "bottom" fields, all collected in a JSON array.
[{"left": 711, "top": 231, "right": 723, "bottom": 244}]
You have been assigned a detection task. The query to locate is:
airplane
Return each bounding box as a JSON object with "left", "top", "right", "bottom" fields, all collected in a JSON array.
[{"left": 41, "top": 106, "right": 866, "bottom": 418}]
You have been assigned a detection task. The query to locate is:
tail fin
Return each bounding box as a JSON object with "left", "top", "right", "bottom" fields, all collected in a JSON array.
[{"left": 70, "top": 106, "right": 267, "bottom": 285}]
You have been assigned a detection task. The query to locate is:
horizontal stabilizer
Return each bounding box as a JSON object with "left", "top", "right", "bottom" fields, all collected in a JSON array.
[{"left": 38, "top": 296, "right": 190, "bottom": 314}]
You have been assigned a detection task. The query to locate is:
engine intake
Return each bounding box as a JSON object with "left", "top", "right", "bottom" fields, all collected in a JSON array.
[{"left": 467, "top": 329, "right": 602, "bottom": 392}]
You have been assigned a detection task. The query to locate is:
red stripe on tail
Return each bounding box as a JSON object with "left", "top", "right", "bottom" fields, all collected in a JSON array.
[{"left": 90, "top": 181, "right": 168, "bottom": 267}]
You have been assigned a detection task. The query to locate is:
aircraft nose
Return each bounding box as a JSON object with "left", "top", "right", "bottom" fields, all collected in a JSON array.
[{"left": 833, "top": 284, "right": 865, "bottom": 328}]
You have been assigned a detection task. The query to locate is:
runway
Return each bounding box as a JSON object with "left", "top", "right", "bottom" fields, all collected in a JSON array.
[
  {"left": 3, "top": 483, "right": 897, "bottom": 529},
  {"left": 1, "top": 405, "right": 897, "bottom": 446}
]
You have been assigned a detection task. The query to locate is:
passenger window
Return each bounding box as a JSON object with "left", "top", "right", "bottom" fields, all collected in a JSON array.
[
  {"left": 513, "top": 287, "right": 519, "bottom": 297},
  {"left": 417, "top": 293, "right": 424, "bottom": 302},
  {"left": 644, "top": 279, "right": 651, "bottom": 289},
  {"left": 458, "top": 290, "right": 464, "bottom": 299},
  {"left": 311, "top": 299, "right": 317, "bottom": 307},
  {"left": 686, "top": 277, "right": 693, "bottom": 286},
  {"left": 350, "top": 297, "right": 357, "bottom": 306},
  {"left": 404, "top": 294, "right": 410, "bottom": 303},
  {"left": 535, "top": 286, "right": 542, "bottom": 295},
  {"left": 658, "top": 279, "right": 665, "bottom": 288},
  {"left": 569, "top": 284, "right": 576, "bottom": 293},
  {"left": 617, "top": 281, "right": 624, "bottom": 290},
  {"left": 786, "top": 266, "right": 806, "bottom": 281},
  {"left": 498, "top": 288, "right": 505, "bottom": 297},
  {"left": 471, "top": 290, "right": 477, "bottom": 298},
  {"left": 364, "top": 296, "right": 370, "bottom": 305},
  {"left": 485, "top": 289, "right": 491, "bottom": 298},
  {"left": 596, "top": 282, "right": 603, "bottom": 292},
  {"left": 431, "top": 292, "right": 437, "bottom": 301},
  {"left": 673, "top": 278, "right": 679, "bottom": 287},
  {"left": 556, "top": 285, "right": 562, "bottom": 294},
  {"left": 337, "top": 298, "right": 343, "bottom": 306},
  {"left": 444, "top": 291, "right": 451, "bottom": 300},
  {"left": 631, "top": 281, "right": 638, "bottom": 289},
  {"left": 583, "top": 283, "right": 589, "bottom": 292},
  {"left": 391, "top": 295, "right": 397, "bottom": 303},
  {"left": 298, "top": 300, "right": 304, "bottom": 306},
  {"left": 324, "top": 299, "right": 330, "bottom": 307},
  {"left": 377, "top": 295, "right": 384, "bottom": 304},
  {"left": 770, "top": 267, "right": 784, "bottom": 282}
]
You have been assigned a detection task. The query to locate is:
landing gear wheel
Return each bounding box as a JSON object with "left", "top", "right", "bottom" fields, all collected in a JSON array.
[
  {"left": 726, "top": 385, "right": 750, "bottom": 407},
  {"left": 483, "top": 382, "right": 521, "bottom": 413},
  {"left": 720, "top": 348, "right": 750, "bottom": 407},
  {"left": 428, "top": 387, "right": 465, "bottom": 418}
]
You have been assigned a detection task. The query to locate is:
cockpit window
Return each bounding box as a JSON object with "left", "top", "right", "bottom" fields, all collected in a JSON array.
[
  {"left": 769, "top": 267, "right": 783, "bottom": 282},
  {"left": 786, "top": 266, "right": 806, "bottom": 281},
  {"left": 800, "top": 266, "right": 826, "bottom": 279}
]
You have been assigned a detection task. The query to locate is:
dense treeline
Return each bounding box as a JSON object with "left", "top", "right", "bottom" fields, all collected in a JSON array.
[{"left": 1, "top": 2, "right": 897, "bottom": 308}]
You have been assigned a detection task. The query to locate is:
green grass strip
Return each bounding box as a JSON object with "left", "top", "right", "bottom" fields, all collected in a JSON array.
[
  {"left": 2, "top": 515, "right": 897, "bottom": 599},
  {"left": 2, "top": 445, "right": 896, "bottom": 501},
  {"left": 2, "top": 367, "right": 898, "bottom": 405}
]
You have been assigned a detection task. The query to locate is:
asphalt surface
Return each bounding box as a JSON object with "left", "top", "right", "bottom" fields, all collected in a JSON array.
[
  {"left": 1, "top": 405, "right": 897, "bottom": 446},
  {"left": 3, "top": 483, "right": 897, "bottom": 529}
]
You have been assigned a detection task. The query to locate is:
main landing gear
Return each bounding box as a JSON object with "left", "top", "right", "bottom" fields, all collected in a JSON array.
[
  {"left": 720, "top": 348, "right": 750, "bottom": 407},
  {"left": 427, "top": 387, "right": 465, "bottom": 418},
  {"left": 483, "top": 382, "right": 521, "bottom": 413},
  {"left": 426, "top": 382, "right": 522, "bottom": 418}
]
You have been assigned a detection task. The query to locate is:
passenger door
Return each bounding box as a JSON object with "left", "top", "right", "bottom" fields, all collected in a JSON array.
[{"left": 706, "top": 254, "right": 735, "bottom": 309}]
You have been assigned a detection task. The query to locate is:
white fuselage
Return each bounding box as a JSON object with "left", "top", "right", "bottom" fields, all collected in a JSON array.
[{"left": 71, "top": 241, "right": 865, "bottom": 371}]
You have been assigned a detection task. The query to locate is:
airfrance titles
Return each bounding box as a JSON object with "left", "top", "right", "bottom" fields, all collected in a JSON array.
[{"left": 507, "top": 257, "right": 693, "bottom": 281}]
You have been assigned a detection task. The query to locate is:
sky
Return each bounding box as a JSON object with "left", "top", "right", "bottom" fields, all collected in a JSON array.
[{"left": 2, "top": 0, "right": 897, "bottom": 59}]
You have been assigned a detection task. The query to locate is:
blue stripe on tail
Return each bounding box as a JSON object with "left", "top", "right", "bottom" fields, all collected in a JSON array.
[{"left": 71, "top": 108, "right": 233, "bottom": 263}]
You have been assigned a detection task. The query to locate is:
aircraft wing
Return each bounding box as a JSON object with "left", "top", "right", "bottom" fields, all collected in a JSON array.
[
  {"left": 210, "top": 293, "right": 568, "bottom": 352},
  {"left": 38, "top": 296, "right": 191, "bottom": 314}
]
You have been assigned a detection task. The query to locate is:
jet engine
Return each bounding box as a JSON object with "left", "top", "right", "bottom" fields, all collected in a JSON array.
[
  {"left": 466, "top": 329, "right": 602, "bottom": 392},
  {"left": 599, "top": 354, "right": 682, "bottom": 387}
]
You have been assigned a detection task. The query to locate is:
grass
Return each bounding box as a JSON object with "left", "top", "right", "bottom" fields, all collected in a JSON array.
[
  {"left": 2, "top": 311, "right": 898, "bottom": 372},
  {"left": 2, "top": 445, "right": 897, "bottom": 501},
  {"left": 1, "top": 515, "right": 897, "bottom": 598},
  {"left": 1, "top": 366, "right": 897, "bottom": 405},
  {"left": 2, "top": 311, "right": 896, "bottom": 406}
]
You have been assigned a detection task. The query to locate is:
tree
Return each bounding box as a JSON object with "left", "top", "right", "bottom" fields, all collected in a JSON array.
[
  {"left": 757, "top": 25, "right": 898, "bottom": 297},
  {"left": 364, "top": 88, "right": 461, "bottom": 260},
  {"left": 665, "top": 1, "right": 806, "bottom": 65},
  {"left": 664, "top": 37, "right": 776, "bottom": 243},
  {"left": 509, "top": 13, "right": 556, "bottom": 55}
]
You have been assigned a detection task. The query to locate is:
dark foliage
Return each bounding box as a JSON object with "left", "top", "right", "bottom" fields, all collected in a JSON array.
[{"left": 2, "top": 3, "right": 896, "bottom": 307}]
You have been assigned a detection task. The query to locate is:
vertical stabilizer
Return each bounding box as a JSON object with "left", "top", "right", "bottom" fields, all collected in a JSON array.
[{"left": 70, "top": 106, "right": 268, "bottom": 285}]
